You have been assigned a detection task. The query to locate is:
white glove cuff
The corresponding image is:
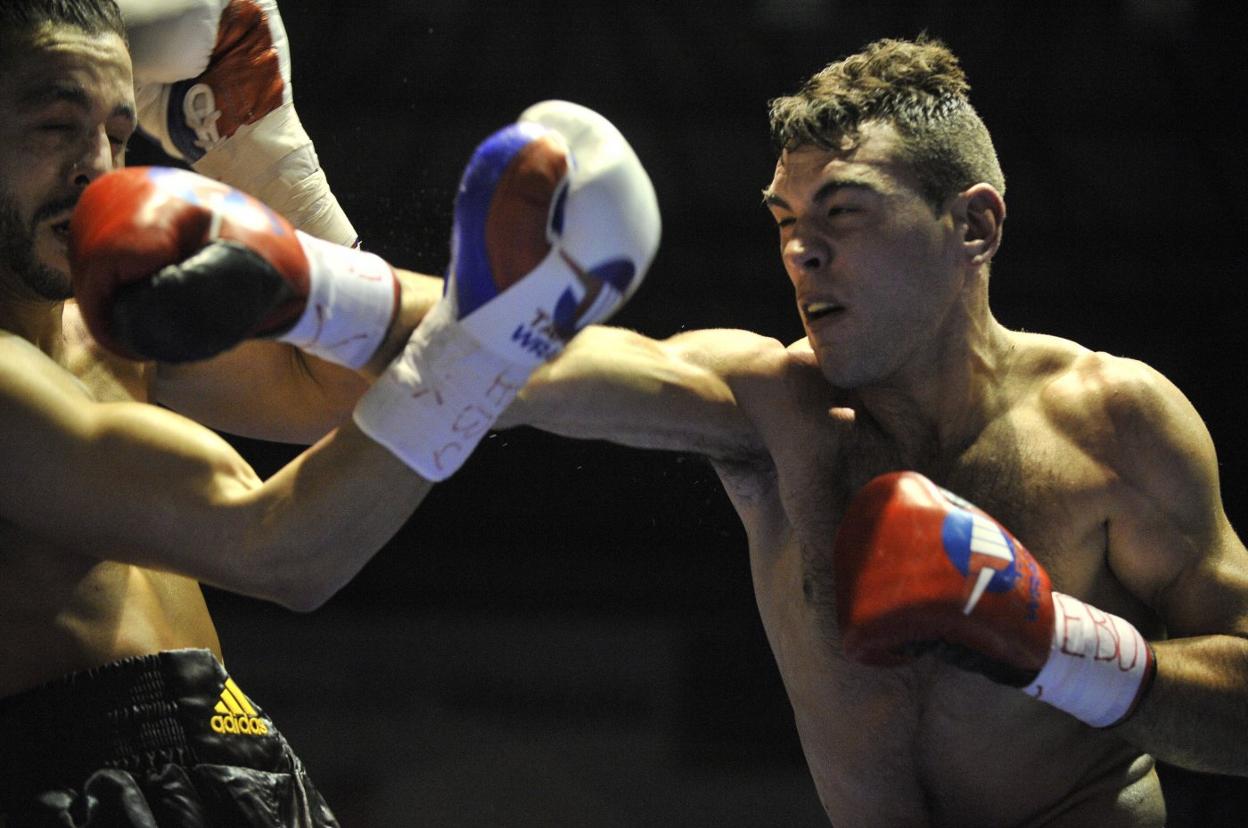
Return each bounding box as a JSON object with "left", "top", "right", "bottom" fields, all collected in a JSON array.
[
  {"left": 187, "top": 102, "right": 357, "bottom": 246},
  {"left": 1022, "top": 591, "right": 1155, "bottom": 727},
  {"left": 278, "top": 231, "right": 397, "bottom": 369},
  {"left": 353, "top": 301, "right": 532, "bottom": 481}
]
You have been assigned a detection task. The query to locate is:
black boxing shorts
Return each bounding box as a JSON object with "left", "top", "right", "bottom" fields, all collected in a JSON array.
[{"left": 0, "top": 648, "right": 338, "bottom": 827}]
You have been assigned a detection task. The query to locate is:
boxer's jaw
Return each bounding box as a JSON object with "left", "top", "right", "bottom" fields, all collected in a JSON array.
[{"left": 0, "top": 187, "right": 72, "bottom": 301}]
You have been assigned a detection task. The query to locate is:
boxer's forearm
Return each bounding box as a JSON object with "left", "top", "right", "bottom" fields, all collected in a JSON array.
[
  {"left": 147, "top": 418, "right": 433, "bottom": 610},
  {"left": 503, "top": 325, "right": 755, "bottom": 457},
  {"left": 222, "top": 420, "right": 432, "bottom": 610},
  {"left": 360, "top": 269, "right": 444, "bottom": 378},
  {"left": 1113, "top": 635, "right": 1248, "bottom": 776}
]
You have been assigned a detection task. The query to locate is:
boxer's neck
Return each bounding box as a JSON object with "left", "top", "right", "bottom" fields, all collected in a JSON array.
[
  {"left": 848, "top": 310, "right": 1015, "bottom": 466},
  {"left": 0, "top": 290, "right": 68, "bottom": 362}
]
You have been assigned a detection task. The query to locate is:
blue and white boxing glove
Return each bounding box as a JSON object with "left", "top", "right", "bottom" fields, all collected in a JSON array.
[
  {"left": 353, "top": 101, "right": 661, "bottom": 480},
  {"left": 118, "top": 0, "right": 358, "bottom": 247}
]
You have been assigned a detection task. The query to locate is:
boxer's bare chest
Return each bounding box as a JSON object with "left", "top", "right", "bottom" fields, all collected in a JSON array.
[
  {"left": 715, "top": 371, "right": 1158, "bottom": 824},
  {"left": 0, "top": 327, "right": 218, "bottom": 698}
]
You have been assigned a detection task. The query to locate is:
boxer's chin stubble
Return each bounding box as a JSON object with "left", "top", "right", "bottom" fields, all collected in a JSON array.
[{"left": 0, "top": 197, "right": 72, "bottom": 301}]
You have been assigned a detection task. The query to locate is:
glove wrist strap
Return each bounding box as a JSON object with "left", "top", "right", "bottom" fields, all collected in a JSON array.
[
  {"left": 1022, "top": 591, "right": 1156, "bottom": 727},
  {"left": 353, "top": 301, "right": 531, "bottom": 481},
  {"left": 277, "top": 231, "right": 397, "bottom": 369}
]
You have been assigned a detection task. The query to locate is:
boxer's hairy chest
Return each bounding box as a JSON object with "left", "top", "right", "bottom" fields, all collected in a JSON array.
[
  {"left": 60, "top": 302, "right": 152, "bottom": 403},
  {"left": 722, "top": 378, "right": 1157, "bottom": 823},
  {"left": 742, "top": 373, "right": 1131, "bottom": 621}
]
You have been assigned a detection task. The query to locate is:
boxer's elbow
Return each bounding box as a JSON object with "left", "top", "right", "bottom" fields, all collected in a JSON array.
[
  {"left": 267, "top": 578, "right": 337, "bottom": 613},
  {"left": 236, "top": 537, "right": 345, "bottom": 612},
  {"left": 192, "top": 425, "right": 417, "bottom": 610},
  {"left": 189, "top": 481, "right": 329, "bottom": 611},
  {"left": 228, "top": 505, "right": 351, "bottom": 612}
]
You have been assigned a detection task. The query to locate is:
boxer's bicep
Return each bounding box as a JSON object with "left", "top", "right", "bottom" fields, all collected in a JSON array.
[
  {"left": 154, "top": 340, "right": 368, "bottom": 444},
  {"left": 1112, "top": 479, "right": 1248, "bottom": 641},
  {"left": 1161, "top": 523, "right": 1248, "bottom": 640},
  {"left": 0, "top": 341, "right": 262, "bottom": 566},
  {"left": 1104, "top": 363, "right": 1248, "bottom": 638},
  {"left": 506, "top": 325, "right": 764, "bottom": 460}
]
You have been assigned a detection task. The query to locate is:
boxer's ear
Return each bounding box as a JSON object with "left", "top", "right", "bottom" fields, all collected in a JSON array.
[{"left": 950, "top": 183, "right": 1005, "bottom": 266}]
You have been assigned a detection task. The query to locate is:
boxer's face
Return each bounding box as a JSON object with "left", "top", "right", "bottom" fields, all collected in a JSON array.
[
  {"left": 764, "top": 122, "right": 966, "bottom": 388},
  {"left": 0, "top": 25, "right": 134, "bottom": 300}
]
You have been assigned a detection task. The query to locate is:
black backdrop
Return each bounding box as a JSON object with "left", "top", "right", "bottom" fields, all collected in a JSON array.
[{"left": 127, "top": 1, "right": 1248, "bottom": 824}]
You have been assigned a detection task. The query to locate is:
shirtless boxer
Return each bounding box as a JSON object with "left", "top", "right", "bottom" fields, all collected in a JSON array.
[
  {"left": 497, "top": 36, "right": 1248, "bottom": 826},
  {"left": 0, "top": 1, "right": 658, "bottom": 823}
]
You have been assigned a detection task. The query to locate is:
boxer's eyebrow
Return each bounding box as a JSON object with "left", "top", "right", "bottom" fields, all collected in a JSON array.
[
  {"left": 19, "top": 80, "right": 89, "bottom": 109},
  {"left": 762, "top": 179, "right": 879, "bottom": 210},
  {"left": 18, "top": 81, "right": 136, "bottom": 124}
]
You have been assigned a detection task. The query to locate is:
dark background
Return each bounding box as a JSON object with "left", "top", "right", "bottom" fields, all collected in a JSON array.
[{"left": 132, "top": 1, "right": 1248, "bottom": 824}]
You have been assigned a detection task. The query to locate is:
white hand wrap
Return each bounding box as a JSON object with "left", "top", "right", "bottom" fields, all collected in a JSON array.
[
  {"left": 352, "top": 302, "right": 531, "bottom": 481},
  {"left": 277, "top": 231, "right": 397, "bottom": 369},
  {"left": 123, "top": 0, "right": 358, "bottom": 247},
  {"left": 188, "top": 102, "right": 356, "bottom": 247},
  {"left": 1023, "top": 591, "right": 1155, "bottom": 727}
]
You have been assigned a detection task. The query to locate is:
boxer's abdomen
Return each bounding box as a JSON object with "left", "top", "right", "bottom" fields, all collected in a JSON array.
[
  {"left": 0, "top": 542, "right": 221, "bottom": 698},
  {"left": 753, "top": 533, "right": 933, "bottom": 826},
  {"left": 917, "top": 664, "right": 1163, "bottom": 827},
  {"left": 750, "top": 532, "right": 1163, "bottom": 827}
]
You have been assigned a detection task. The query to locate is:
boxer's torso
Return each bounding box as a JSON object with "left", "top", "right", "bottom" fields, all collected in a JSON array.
[
  {"left": 0, "top": 306, "right": 221, "bottom": 699},
  {"left": 711, "top": 330, "right": 1167, "bottom": 827}
]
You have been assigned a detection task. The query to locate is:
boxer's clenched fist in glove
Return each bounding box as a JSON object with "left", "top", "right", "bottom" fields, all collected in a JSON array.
[
  {"left": 834, "top": 471, "right": 1156, "bottom": 728},
  {"left": 118, "top": 0, "right": 357, "bottom": 245},
  {"left": 70, "top": 166, "right": 396, "bottom": 367},
  {"left": 353, "top": 100, "right": 661, "bottom": 481}
]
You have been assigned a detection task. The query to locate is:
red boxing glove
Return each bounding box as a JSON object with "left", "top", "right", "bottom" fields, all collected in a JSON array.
[
  {"left": 834, "top": 471, "right": 1155, "bottom": 727},
  {"left": 70, "top": 167, "right": 395, "bottom": 366}
]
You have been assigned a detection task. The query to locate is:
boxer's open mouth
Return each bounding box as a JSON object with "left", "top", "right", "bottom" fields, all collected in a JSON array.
[{"left": 804, "top": 301, "right": 843, "bottom": 323}]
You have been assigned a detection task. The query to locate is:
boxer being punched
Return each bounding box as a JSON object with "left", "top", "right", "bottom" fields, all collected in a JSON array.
[
  {"left": 499, "top": 36, "right": 1248, "bottom": 826},
  {"left": 0, "top": 1, "right": 658, "bottom": 822}
]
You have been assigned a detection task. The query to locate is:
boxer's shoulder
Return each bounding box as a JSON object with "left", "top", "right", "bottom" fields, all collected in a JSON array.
[
  {"left": 1027, "top": 340, "right": 1221, "bottom": 580},
  {"left": 1033, "top": 342, "right": 1207, "bottom": 467},
  {"left": 0, "top": 329, "right": 83, "bottom": 400},
  {"left": 669, "top": 329, "right": 835, "bottom": 443},
  {"left": 661, "top": 328, "right": 815, "bottom": 395},
  {"left": 0, "top": 315, "right": 150, "bottom": 408}
]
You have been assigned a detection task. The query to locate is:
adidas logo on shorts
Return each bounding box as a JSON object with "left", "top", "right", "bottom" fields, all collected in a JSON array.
[{"left": 210, "top": 678, "right": 269, "bottom": 736}]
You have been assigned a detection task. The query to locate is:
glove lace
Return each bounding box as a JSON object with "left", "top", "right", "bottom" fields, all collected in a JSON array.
[{"left": 183, "top": 83, "right": 225, "bottom": 152}]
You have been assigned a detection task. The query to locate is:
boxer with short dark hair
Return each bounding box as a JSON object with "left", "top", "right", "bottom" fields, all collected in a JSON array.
[
  {"left": 0, "top": 1, "right": 659, "bottom": 823},
  {"left": 499, "top": 35, "right": 1248, "bottom": 826}
]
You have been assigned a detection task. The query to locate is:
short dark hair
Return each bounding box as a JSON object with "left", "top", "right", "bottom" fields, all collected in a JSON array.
[
  {"left": 0, "top": 0, "right": 126, "bottom": 66},
  {"left": 768, "top": 35, "right": 1005, "bottom": 210}
]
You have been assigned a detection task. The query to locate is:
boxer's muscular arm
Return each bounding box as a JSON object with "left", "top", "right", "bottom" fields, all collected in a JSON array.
[
  {"left": 0, "top": 335, "right": 429, "bottom": 611},
  {"left": 500, "top": 324, "right": 771, "bottom": 462},
  {"left": 1091, "top": 357, "right": 1248, "bottom": 775},
  {"left": 147, "top": 268, "right": 443, "bottom": 444}
]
